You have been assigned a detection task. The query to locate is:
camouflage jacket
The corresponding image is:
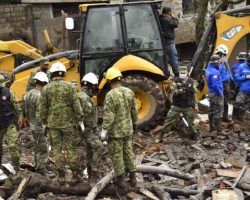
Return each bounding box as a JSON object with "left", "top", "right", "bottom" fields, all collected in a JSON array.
[
  {"left": 39, "top": 77, "right": 83, "bottom": 129},
  {"left": 102, "top": 86, "right": 137, "bottom": 138},
  {"left": 26, "top": 68, "right": 50, "bottom": 92},
  {"left": 78, "top": 89, "right": 97, "bottom": 128},
  {"left": 24, "top": 88, "right": 41, "bottom": 127}
]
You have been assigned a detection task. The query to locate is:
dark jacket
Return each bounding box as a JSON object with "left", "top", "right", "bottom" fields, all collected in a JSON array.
[
  {"left": 0, "top": 88, "right": 15, "bottom": 127},
  {"left": 159, "top": 15, "right": 178, "bottom": 44}
]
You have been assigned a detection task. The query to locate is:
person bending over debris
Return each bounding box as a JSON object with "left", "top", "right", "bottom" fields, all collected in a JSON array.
[
  {"left": 0, "top": 74, "right": 23, "bottom": 172},
  {"left": 101, "top": 67, "right": 138, "bottom": 189},
  {"left": 78, "top": 72, "right": 106, "bottom": 185},
  {"left": 24, "top": 72, "right": 49, "bottom": 175},
  {"left": 206, "top": 55, "right": 226, "bottom": 135},
  {"left": 159, "top": 66, "right": 198, "bottom": 140},
  {"left": 40, "top": 62, "right": 84, "bottom": 185},
  {"left": 233, "top": 52, "right": 250, "bottom": 122}
]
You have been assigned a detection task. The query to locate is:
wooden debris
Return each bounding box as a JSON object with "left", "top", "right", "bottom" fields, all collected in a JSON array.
[
  {"left": 216, "top": 169, "right": 241, "bottom": 178},
  {"left": 150, "top": 185, "right": 172, "bottom": 200},
  {"left": 127, "top": 191, "right": 144, "bottom": 200},
  {"left": 85, "top": 170, "right": 115, "bottom": 200},
  {"left": 191, "top": 144, "right": 203, "bottom": 151},
  {"left": 139, "top": 188, "right": 160, "bottom": 200},
  {"left": 232, "top": 166, "right": 247, "bottom": 188},
  {"left": 8, "top": 177, "right": 29, "bottom": 200},
  {"left": 136, "top": 165, "right": 194, "bottom": 181}
]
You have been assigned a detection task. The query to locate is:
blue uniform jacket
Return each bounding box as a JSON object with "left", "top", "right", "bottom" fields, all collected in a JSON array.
[
  {"left": 235, "top": 62, "right": 250, "bottom": 93},
  {"left": 219, "top": 62, "right": 233, "bottom": 82},
  {"left": 206, "top": 63, "right": 224, "bottom": 96},
  {"left": 232, "top": 60, "right": 245, "bottom": 87}
]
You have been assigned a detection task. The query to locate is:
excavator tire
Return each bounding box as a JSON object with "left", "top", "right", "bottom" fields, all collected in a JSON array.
[{"left": 121, "top": 74, "right": 166, "bottom": 132}]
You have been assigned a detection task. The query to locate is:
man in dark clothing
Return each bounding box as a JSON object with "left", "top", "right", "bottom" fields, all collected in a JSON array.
[{"left": 160, "top": 6, "right": 179, "bottom": 77}]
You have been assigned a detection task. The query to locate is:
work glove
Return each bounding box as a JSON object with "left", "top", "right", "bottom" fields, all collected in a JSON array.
[
  {"left": 100, "top": 129, "right": 107, "bottom": 141},
  {"left": 78, "top": 122, "right": 85, "bottom": 133}
]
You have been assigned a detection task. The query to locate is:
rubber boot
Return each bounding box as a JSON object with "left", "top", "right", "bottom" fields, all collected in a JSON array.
[
  {"left": 70, "top": 170, "right": 81, "bottom": 185},
  {"left": 57, "top": 170, "right": 66, "bottom": 185},
  {"left": 223, "top": 104, "right": 231, "bottom": 122},
  {"left": 232, "top": 107, "right": 240, "bottom": 121},
  {"left": 12, "top": 161, "right": 20, "bottom": 174},
  {"left": 208, "top": 115, "right": 215, "bottom": 132},
  {"left": 115, "top": 174, "right": 126, "bottom": 189},
  {"left": 215, "top": 118, "right": 228, "bottom": 135},
  {"left": 89, "top": 169, "right": 101, "bottom": 186},
  {"left": 129, "top": 172, "right": 137, "bottom": 187}
]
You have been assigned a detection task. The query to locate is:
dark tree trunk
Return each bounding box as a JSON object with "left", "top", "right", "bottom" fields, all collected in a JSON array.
[{"left": 195, "top": 0, "right": 210, "bottom": 45}]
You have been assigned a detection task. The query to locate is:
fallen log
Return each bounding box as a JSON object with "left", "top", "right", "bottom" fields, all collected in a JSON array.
[
  {"left": 85, "top": 165, "right": 195, "bottom": 200},
  {"left": 136, "top": 165, "right": 195, "bottom": 181},
  {"left": 150, "top": 185, "right": 172, "bottom": 200}
]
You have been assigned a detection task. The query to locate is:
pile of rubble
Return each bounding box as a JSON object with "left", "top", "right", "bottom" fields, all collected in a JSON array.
[{"left": 0, "top": 115, "right": 250, "bottom": 200}]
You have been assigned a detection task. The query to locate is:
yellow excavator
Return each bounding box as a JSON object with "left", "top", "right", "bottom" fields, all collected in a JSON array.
[
  {"left": 0, "top": 30, "right": 59, "bottom": 75},
  {"left": 10, "top": 2, "right": 250, "bottom": 131}
]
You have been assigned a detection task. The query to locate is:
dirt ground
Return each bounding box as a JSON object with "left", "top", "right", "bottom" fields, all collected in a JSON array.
[{"left": 1, "top": 114, "right": 250, "bottom": 199}]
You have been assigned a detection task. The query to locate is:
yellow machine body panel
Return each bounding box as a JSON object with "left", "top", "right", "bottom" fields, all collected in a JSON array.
[
  {"left": 214, "top": 13, "right": 250, "bottom": 58},
  {"left": 0, "top": 40, "right": 43, "bottom": 75},
  {"left": 11, "top": 58, "right": 80, "bottom": 101},
  {"left": 99, "top": 54, "right": 165, "bottom": 89}
]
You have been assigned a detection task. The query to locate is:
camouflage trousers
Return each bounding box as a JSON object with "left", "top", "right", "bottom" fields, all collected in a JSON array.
[
  {"left": 108, "top": 135, "right": 136, "bottom": 176},
  {"left": 162, "top": 106, "right": 197, "bottom": 134},
  {"left": 85, "top": 127, "right": 105, "bottom": 172},
  {"left": 0, "top": 124, "right": 20, "bottom": 165},
  {"left": 30, "top": 122, "right": 48, "bottom": 170},
  {"left": 208, "top": 94, "right": 224, "bottom": 119},
  {"left": 234, "top": 92, "right": 250, "bottom": 111},
  {"left": 49, "top": 127, "right": 80, "bottom": 171}
]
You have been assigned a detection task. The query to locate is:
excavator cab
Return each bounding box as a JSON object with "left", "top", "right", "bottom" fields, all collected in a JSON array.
[
  {"left": 79, "top": 1, "right": 167, "bottom": 79},
  {"left": 79, "top": 1, "right": 169, "bottom": 131}
]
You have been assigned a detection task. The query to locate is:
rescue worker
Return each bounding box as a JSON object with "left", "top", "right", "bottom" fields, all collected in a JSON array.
[
  {"left": 159, "top": 6, "right": 179, "bottom": 77},
  {"left": 100, "top": 68, "right": 138, "bottom": 188},
  {"left": 40, "top": 62, "right": 84, "bottom": 185},
  {"left": 160, "top": 66, "right": 198, "bottom": 139},
  {"left": 233, "top": 52, "right": 250, "bottom": 122},
  {"left": 206, "top": 55, "right": 225, "bottom": 134},
  {"left": 0, "top": 74, "right": 23, "bottom": 172},
  {"left": 215, "top": 44, "right": 233, "bottom": 122},
  {"left": 232, "top": 52, "right": 246, "bottom": 119},
  {"left": 24, "top": 72, "right": 49, "bottom": 175},
  {"left": 26, "top": 58, "right": 50, "bottom": 92},
  {"left": 78, "top": 72, "right": 105, "bottom": 185}
]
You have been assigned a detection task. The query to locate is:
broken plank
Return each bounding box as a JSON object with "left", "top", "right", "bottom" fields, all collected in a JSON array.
[
  {"left": 139, "top": 188, "right": 160, "bottom": 200},
  {"left": 216, "top": 169, "right": 241, "bottom": 178},
  {"left": 8, "top": 177, "right": 29, "bottom": 200},
  {"left": 232, "top": 166, "right": 247, "bottom": 188}
]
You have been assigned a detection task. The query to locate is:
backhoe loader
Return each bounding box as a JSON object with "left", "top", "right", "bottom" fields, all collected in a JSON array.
[{"left": 10, "top": 2, "right": 250, "bottom": 131}]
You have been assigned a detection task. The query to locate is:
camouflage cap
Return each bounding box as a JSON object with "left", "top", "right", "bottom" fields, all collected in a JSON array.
[
  {"left": 40, "top": 58, "right": 49, "bottom": 65},
  {"left": 0, "top": 74, "right": 5, "bottom": 87},
  {"left": 179, "top": 65, "right": 188, "bottom": 72}
]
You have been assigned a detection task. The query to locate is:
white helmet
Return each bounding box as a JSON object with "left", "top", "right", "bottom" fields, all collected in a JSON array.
[
  {"left": 81, "top": 72, "right": 98, "bottom": 85},
  {"left": 33, "top": 72, "right": 49, "bottom": 83},
  {"left": 215, "top": 44, "right": 228, "bottom": 55},
  {"left": 50, "top": 62, "right": 66, "bottom": 73}
]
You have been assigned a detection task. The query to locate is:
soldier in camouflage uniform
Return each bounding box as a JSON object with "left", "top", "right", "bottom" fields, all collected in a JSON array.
[
  {"left": 101, "top": 68, "right": 138, "bottom": 188},
  {"left": 24, "top": 72, "right": 49, "bottom": 175},
  {"left": 160, "top": 66, "right": 198, "bottom": 139},
  {"left": 40, "top": 62, "right": 84, "bottom": 185},
  {"left": 206, "top": 55, "right": 225, "bottom": 134},
  {"left": 26, "top": 58, "right": 50, "bottom": 92},
  {"left": 78, "top": 72, "right": 105, "bottom": 185},
  {"left": 0, "top": 74, "right": 23, "bottom": 172}
]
